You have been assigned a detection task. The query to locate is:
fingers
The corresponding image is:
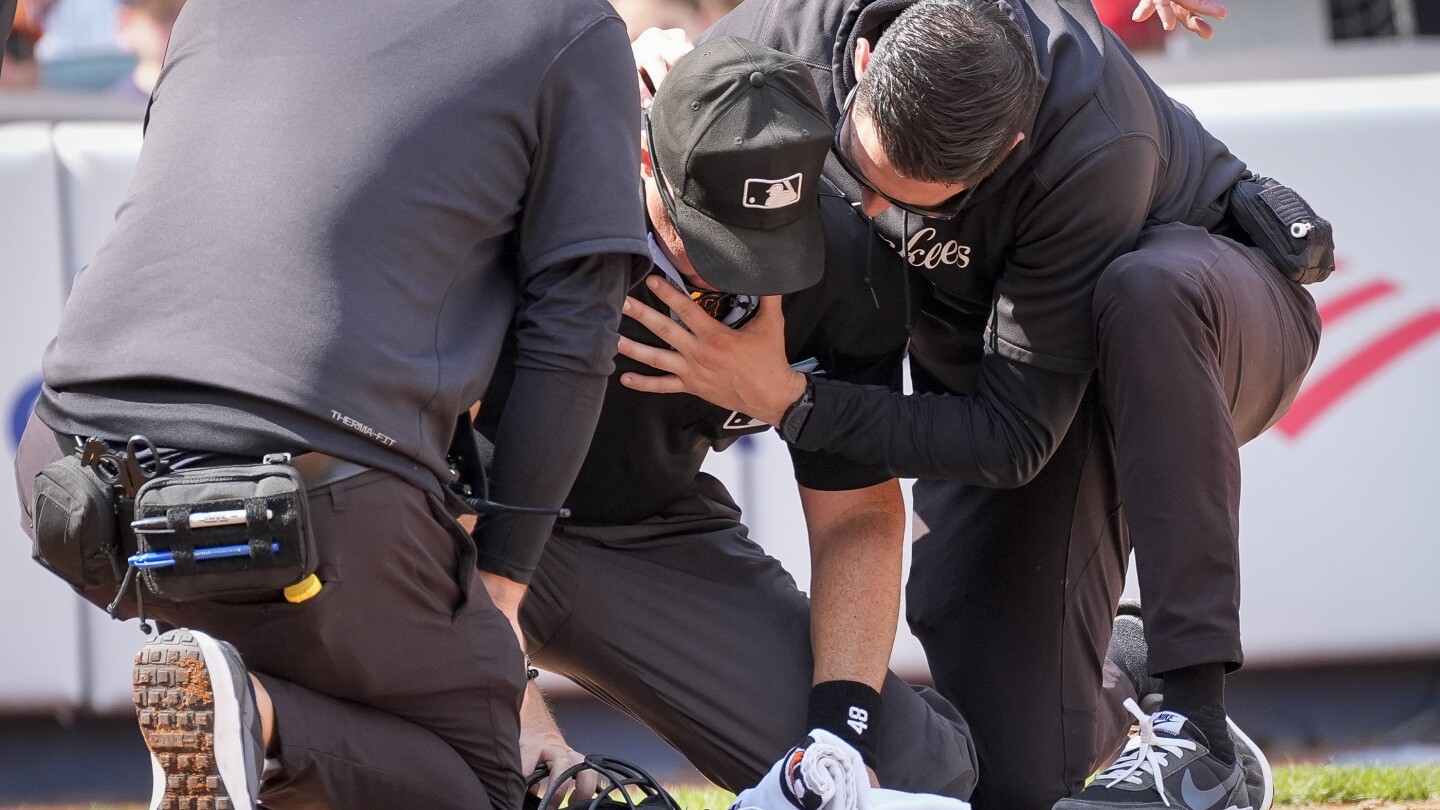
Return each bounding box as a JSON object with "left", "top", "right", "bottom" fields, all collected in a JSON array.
[
  {"left": 1177, "top": 0, "right": 1227, "bottom": 18},
  {"left": 537, "top": 747, "right": 586, "bottom": 810},
  {"left": 1155, "top": 0, "right": 1177, "bottom": 30},
  {"left": 622, "top": 292, "right": 696, "bottom": 352},
  {"left": 640, "top": 276, "right": 722, "bottom": 336},
  {"left": 574, "top": 769, "right": 601, "bottom": 803},
  {"left": 1133, "top": 0, "right": 1178, "bottom": 28},
  {"left": 1184, "top": 12, "right": 1216, "bottom": 38},
  {"left": 617, "top": 335, "right": 687, "bottom": 376},
  {"left": 1168, "top": 6, "right": 1215, "bottom": 38},
  {"left": 632, "top": 28, "right": 693, "bottom": 105},
  {"left": 540, "top": 777, "right": 570, "bottom": 810},
  {"left": 619, "top": 370, "right": 690, "bottom": 394},
  {"left": 1131, "top": 0, "right": 1222, "bottom": 36}
]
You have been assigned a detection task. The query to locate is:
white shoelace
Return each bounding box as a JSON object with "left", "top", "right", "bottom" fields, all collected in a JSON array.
[{"left": 1097, "top": 698, "right": 1199, "bottom": 807}]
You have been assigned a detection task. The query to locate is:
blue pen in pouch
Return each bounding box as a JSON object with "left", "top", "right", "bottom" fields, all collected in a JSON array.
[
  {"left": 125, "top": 459, "right": 318, "bottom": 607},
  {"left": 128, "top": 542, "right": 282, "bottom": 569}
]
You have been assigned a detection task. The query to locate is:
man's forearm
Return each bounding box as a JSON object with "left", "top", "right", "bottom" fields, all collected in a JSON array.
[
  {"left": 475, "top": 365, "right": 609, "bottom": 583},
  {"left": 520, "top": 679, "right": 602, "bottom": 800},
  {"left": 800, "top": 481, "right": 905, "bottom": 771},
  {"left": 481, "top": 568, "right": 529, "bottom": 650},
  {"left": 793, "top": 358, "right": 1090, "bottom": 487},
  {"left": 476, "top": 252, "right": 633, "bottom": 584},
  {"left": 805, "top": 481, "right": 906, "bottom": 691}
]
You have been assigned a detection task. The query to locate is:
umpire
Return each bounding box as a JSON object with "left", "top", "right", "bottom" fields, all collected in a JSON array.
[
  {"left": 619, "top": 1, "right": 1323, "bottom": 809},
  {"left": 13, "top": 0, "right": 648, "bottom": 808},
  {"left": 482, "top": 37, "right": 979, "bottom": 798}
]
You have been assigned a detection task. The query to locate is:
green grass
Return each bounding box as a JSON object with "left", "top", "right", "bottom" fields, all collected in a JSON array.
[
  {"left": 669, "top": 785, "right": 735, "bottom": 810},
  {"left": 13, "top": 764, "right": 1440, "bottom": 809},
  {"left": 1273, "top": 763, "right": 1440, "bottom": 806},
  {"left": 663, "top": 765, "right": 1440, "bottom": 809}
]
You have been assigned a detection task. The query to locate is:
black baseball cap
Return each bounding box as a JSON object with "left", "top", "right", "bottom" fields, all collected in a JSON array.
[{"left": 648, "top": 37, "right": 832, "bottom": 295}]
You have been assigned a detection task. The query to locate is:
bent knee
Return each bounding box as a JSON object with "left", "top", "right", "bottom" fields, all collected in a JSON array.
[{"left": 1092, "top": 259, "right": 1216, "bottom": 354}]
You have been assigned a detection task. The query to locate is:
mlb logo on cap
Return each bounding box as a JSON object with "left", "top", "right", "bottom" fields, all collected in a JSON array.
[{"left": 743, "top": 174, "right": 804, "bottom": 210}]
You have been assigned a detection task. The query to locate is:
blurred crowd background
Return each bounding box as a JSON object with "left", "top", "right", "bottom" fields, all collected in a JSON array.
[{"left": 4, "top": 0, "right": 1439, "bottom": 99}]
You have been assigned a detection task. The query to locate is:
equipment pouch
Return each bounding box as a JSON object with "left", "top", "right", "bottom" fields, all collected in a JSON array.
[
  {"left": 1227, "top": 174, "right": 1335, "bottom": 285},
  {"left": 31, "top": 454, "right": 121, "bottom": 594},
  {"left": 130, "top": 462, "right": 316, "bottom": 602}
]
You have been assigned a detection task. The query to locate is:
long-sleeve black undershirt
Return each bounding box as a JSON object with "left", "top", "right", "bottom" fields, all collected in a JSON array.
[{"left": 793, "top": 352, "right": 1091, "bottom": 488}]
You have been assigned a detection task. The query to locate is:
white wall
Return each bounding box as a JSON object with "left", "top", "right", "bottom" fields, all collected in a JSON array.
[
  {"left": 2, "top": 70, "right": 1439, "bottom": 712},
  {"left": 0, "top": 123, "right": 86, "bottom": 712},
  {"left": 1168, "top": 74, "right": 1440, "bottom": 665},
  {"left": 1161, "top": 0, "right": 1330, "bottom": 57}
]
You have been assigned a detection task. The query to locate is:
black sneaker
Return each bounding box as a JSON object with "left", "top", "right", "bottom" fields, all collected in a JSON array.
[
  {"left": 1228, "top": 716, "right": 1274, "bottom": 810},
  {"left": 1055, "top": 700, "right": 1254, "bottom": 810},
  {"left": 133, "top": 628, "right": 264, "bottom": 810}
]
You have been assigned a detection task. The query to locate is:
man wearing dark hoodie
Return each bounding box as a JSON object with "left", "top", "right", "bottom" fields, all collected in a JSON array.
[{"left": 618, "top": 2, "right": 1322, "bottom": 810}]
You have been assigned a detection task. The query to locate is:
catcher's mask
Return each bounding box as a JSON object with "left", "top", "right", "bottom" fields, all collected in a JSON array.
[{"left": 524, "top": 755, "right": 683, "bottom": 810}]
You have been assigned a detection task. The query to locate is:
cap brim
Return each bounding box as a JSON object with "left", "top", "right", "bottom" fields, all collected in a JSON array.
[{"left": 669, "top": 199, "right": 825, "bottom": 297}]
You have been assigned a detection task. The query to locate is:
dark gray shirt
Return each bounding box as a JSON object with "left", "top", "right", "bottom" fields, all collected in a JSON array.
[{"left": 38, "top": 0, "right": 650, "bottom": 504}]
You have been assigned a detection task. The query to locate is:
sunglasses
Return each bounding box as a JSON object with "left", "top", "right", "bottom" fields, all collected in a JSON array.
[
  {"left": 831, "top": 87, "right": 975, "bottom": 221},
  {"left": 643, "top": 108, "right": 682, "bottom": 224},
  {"left": 653, "top": 273, "right": 760, "bottom": 330}
]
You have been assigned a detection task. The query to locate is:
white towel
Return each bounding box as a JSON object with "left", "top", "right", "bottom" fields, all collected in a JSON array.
[
  {"left": 869, "top": 788, "right": 970, "bottom": 810},
  {"left": 730, "top": 729, "right": 868, "bottom": 810},
  {"left": 729, "top": 728, "right": 973, "bottom": 810}
]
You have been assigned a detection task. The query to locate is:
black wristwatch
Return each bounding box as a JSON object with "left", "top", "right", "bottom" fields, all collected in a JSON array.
[{"left": 777, "top": 375, "right": 816, "bottom": 445}]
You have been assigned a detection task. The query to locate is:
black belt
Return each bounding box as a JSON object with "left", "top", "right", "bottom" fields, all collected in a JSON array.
[{"left": 53, "top": 432, "right": 369, "bottom": 491}]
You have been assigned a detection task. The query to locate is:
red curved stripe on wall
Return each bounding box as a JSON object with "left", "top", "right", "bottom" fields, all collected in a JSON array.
[
  {"left": 1314, "top": 280, "right": 1396, "bottom": 325},
  {"left": 1277, "top": 309, "right": 1440, "bottom": 438}
]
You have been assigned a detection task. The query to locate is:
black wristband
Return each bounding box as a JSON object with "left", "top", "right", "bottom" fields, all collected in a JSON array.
[
  {"left": 777, "top": 375, "right": 816, "bottom": 444},
  {"left": 806, "top": 679, "right": 882, "bottom": 768}
]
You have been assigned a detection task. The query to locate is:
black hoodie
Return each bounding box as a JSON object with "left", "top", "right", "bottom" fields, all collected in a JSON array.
[{"left": 704, "top": 0, "right": 1249, "bottom": 486}]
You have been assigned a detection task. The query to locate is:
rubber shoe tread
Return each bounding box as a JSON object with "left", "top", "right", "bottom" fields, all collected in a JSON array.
[{"left": 133, "top": 629, "right": 260, "bottom": 810}]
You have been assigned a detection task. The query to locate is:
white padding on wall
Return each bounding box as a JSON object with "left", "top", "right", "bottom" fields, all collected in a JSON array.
[{"left": 0, "top": 123, "right": 85, "bottom": 711}]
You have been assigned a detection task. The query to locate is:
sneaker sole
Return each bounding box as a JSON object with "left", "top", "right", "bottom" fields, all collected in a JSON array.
[
  {"left": 133, "top": 629, "right": 254, "bottom": 810},
  {"left": 1227, "top": 717, "right": 1274, "bottom": 810}
]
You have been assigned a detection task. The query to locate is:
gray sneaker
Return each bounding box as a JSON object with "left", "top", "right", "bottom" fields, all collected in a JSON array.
[{"left": 133, "top": 628, "right": 264, "bottom": 810}]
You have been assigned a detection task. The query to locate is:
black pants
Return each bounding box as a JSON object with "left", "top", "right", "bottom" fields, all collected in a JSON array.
[
  {"left": 522, "top": 474, "right": 979, "bottom": 799},
  {"left": 907, "top": 224, "right": 1321, "bottom": 810},
  {"left": 15, "top": 413, "right": 527, "bottom": 810}
]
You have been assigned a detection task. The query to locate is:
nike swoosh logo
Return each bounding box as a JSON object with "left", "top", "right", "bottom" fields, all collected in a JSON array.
[{"left": 1181, "top": 770, "right": 1229, "bottom": 810}]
